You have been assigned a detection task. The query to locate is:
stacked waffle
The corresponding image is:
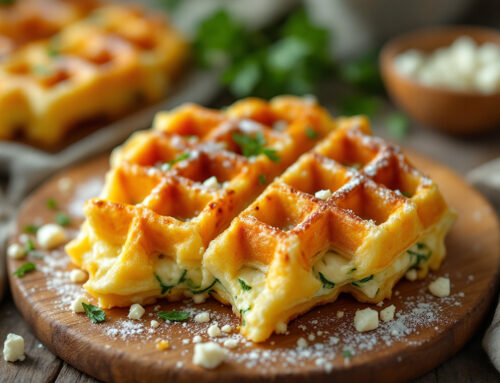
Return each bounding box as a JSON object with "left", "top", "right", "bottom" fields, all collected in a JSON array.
[
  {"left": 0, "top": 1, "right": 187, "bottom": 146},
  {"left": 67, "top": 96, "right": 455, "bottom": 342}
]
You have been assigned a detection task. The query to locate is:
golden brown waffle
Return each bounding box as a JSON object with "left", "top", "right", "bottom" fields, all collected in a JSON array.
[
  {"left": 0, "top": 2, "right": 188, "bottom": 146},
  {"left": 204, "top": 116, "right": 456, "bottom": 342},
  {"left": 66, "top": 96, "right": 338, "bottom": 308}
]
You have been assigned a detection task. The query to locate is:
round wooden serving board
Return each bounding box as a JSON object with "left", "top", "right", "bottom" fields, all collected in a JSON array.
[{"left": 7, "top": 152, "right": 500, "bottom": 383}]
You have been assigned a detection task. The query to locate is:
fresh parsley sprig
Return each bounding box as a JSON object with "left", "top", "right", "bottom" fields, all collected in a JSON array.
[
  {"left": 82, "top": 302, "right": 105, "bottom": 323},
  {"left": 232, "top": 132, "right": 280, "bottom": 162},
  {"left": 157, "top": 310, "right": 190, "bottom": 322},
  {"left": 13, "top": 262, "right": 36, "bottom": 277}
]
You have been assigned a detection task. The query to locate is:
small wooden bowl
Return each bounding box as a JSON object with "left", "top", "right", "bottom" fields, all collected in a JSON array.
[{"left": 380, "top": 26, "right": 500, "bottom": 135}]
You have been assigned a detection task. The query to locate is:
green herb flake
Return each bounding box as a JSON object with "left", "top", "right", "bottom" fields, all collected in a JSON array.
[
  {"left": 24, "top": 239, "right": 35, "bottom": 255},
  {"left": 258, "top": 174, "right": 266, "bottom": 185},
  {"left": 46, "top": 198, "right": 58, "bottom": 210},
  {"left": 305, "top": 126, "right": 319, "bottom": 140},
  {"left": 190, "top": 278, "right": 218, "bottom": 295},
  {"left": 23, "top": 224, "right": 39, "bottom": 234},
  {"left": 318, "top": 272, "right": 335, "bottom": 289},
  {"left": 55, "top": 212, "right": 71, "bottom": 226},
  {"left": 342, "top": 350, "right": 352, "bottom": 359},
  {"left": 396, "top": 189, "right": 411, "bottom": 198},
  {"left": 339, "top": 51, "right": 383, "bottom": 93},
  {"left": 407, "top": 243, "right": 432, "bottom": 267},
  {"left": 386, "top": 112, "right": 410, "bottom": 141},
  {"left": 161, "top": 152, "right": 190, "bottom": 171},
  {"left": 339, "top": 94, "right": 381, "bottom": 117},
  {"left": 13, "top": 262, "right": 36, "bottom": 277},
  {"left": 232, "top": 132, "right": 280, "bottom": 162},
  {"left": 352, "top": 274, "right": 374, "bottom": 287},
  {"left": 82, "top": 302, "right": 105, "bottom": 323},
  {"left": 238, "top": 278, "right": 252, "bottom": 291},
  {"left": 157, "top": 310, "right": 190, "bottom": 322},
  {"left": 154, "top": 273, "right": 174, "bottom": 295}
]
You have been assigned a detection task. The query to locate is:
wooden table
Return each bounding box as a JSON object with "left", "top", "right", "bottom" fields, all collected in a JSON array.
[{"left": 1, "top": 88, "right": 500, "bottom": 382}]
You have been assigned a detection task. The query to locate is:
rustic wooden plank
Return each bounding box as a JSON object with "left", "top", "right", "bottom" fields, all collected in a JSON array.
[
  {"left": 0, "top": 297, "right": 62, "bottom": 383},
  {"left": 55, "top": 363, "right": 101, "bottom": 383}
]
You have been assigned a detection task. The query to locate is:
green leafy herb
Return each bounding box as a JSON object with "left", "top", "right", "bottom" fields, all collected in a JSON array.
[
  {"left": 178, "top": 269, "right": 187, "bottom": 284},
  {"left": 342, "top": 350, "right": 352, "bottom": 359},
  {"left": 339, "top": 51, "right": 383, "bottom": 93},
  {"left": 238, "top": 278, "right": 252, "bottom": 291},
  {"left": 352, "top": 274, "right": 374, "bottom": 287},
  {"left": 190, "top": 278, "right": 218, "bottom": 295},
  {"left": 348, "top": 267, "right": 357, "bottom": 274},
  {"left": 24, "top": 239, "right": 35, "bottom": 255},
  {"left": 232, "top": 132, "right": 280, "bottom": 162},
  {"left": 154, "top": 273, "right": 175, "bottom": 295},
  {"left": 161, "top": 152, "right": 190, "bottom": 171},
  {"left": 46, "top": 198, "right": 58, "bottom": 210},
  {"left": 13, "top": 262, "right": 36, "bottom": 277},
  {"left": 239, "top": 305, "right": 252, "bottom": 325},
  {"left": 157, "top": 310, "right": 190, "bottom": 322},
  {"left": 82, "top": 302, "right": 105, "bottom": 323},
  {"left": 305, "top": 126, "right": 319, "bottom": 140},
  {"left": 386, "top": 112, "right": 410, "bottom": 141},
  {"left": 55, "top": 212, "right": 71, "bottom": 226},
  {"left": 258, "top": 174, "right": 266, "bottom": 185},
  {"left": 318, "top": 272, "right": 335, "bottom": 289},
  {"left": 397, "top": 189, "right": 411, "bottom": 198},
  {"left": 23, "top": 224, "right": 39, "bottom": 234},
  {"left": 339, "top": 94, "right": 381, "bottom": 117},
  {"left": 407, "top": 243, "right": 432, "bottom": 268}
]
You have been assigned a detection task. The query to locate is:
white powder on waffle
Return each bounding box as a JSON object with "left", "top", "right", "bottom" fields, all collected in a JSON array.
[
  {"left": 238, "top": 119, "right": 265, "bottom": 133},
  {"left": 68, "top": 177, "right": 103, "bottom": 218}
]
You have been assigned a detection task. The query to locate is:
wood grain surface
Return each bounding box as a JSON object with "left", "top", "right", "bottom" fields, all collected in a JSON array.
[{"left": 6, "top": 151, "right": 500, "bottom": 383}]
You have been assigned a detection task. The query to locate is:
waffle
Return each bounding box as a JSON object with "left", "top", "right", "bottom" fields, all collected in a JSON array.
[
  {"left": 204, "top": 116, "right": 456, "bottom": 342},
  {"left": 0, "top": 2, "right": 188, "bottom": 146},
  {"left": 66, "top": 96, "right": 337, "bottom": 308}
]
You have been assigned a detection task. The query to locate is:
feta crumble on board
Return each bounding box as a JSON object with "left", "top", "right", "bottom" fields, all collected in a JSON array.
[
  {"left": 207, "top": 324, "right": 222, "bottom": 337},
  {"left": 7, "top": 243, "right": 25, "bottom": 259},
  {"left": 275, "top": 322, "right": 287, "bottom": 334},
  {"left": 70, "top": 269, "right": 87, "bottom": 283},
  {"left": 405, "top": 269, "right": 418, "bottom": 281},
  {"left": 192, "top": 335, "right": 202, "bottom": 343},
  {"left": 223, "top": 338, "right": 238, "bottom": 349},
  {"left": 150, "top": 320, "right": 160, "bottom": 328},
  {"left": 380, "top": 305, "right": 396, "bottom": 322},
  {"left": 193, "top": 342, "right": 228, "bottom": 369},
  {"left": 221, "top": 324, "right": 232, "bottom": 333},
  {"left": 428, "top": 277, "right": 451, "bottom": 297},
  {"left": 3, "top": 333, "right": 25, "bottom": 362},
  {"left": 354, "top": 308, "right": 379, "bottom": 332},
  {"left": 128, "top": 304, "right": 145, "bottom": 320},
  {"left": 194, "top": 312, "right": 210, "bottom": 323},
  {"left": 71, "top": 295, "right": 89, "bottom": 313},
  {"left": 297, "top": 337, "right": 308, "bottom": 348},
  {"left": 37, "top": 224, "right": 67, "bottom": 249}
]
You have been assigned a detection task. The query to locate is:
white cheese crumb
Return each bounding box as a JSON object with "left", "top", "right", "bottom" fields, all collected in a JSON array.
[
  {"left": 57, "top": 177, "right": 73, "bottom": 192},
  {"left": 7, "top": 243, "right": 25, "bottom": 259},
  {"left": 221, "top": 324, "right": 232, "bottom": 333},
  {"left": 376, "top": 301, "right": 384, "bottom": 307},
  {"left": 192, "top": 335, "right": 202, "bottom": 343},
  {"left": 223, "top": 338, "right": 238, "bottom": 349},
  {"left": 37, "top": 224, "right": 67, "bottom": 249},
  {"left": 69, "top": 269, "right": 87, "bottom": 283},
  {"left": 308, "top": 333, "right": 316, "bottom": 341},
  {"left": 297, "top": 337, "right": 308, "bottom": 348},
  {"left": 202, "top": 176, "right": 220, "bottom": 190},
  {"left": 405, "top": 269, "right": 418, "bottom": 281},
  {"left": 193, "top": 342, "right": 228, "bottom": 369},
  {"left": 207, "top": 324, "right": 222, "bottom": 337},
  {"left": 151, "top": 320, "right": 160, "bottom": 328},
  {"left": 354, "top": 308, "right": 379, "bottom": 332},
  {"left": 3, "top": 333, "right": 25, "bottom": 362},
  {"left": 128, "top": 304, "right": 145, "bottom": 320},
  {"left": 428, "top": 277, "right": 451, "bottom": 297},
  {"left": 380, "top": 305, "right": 396, "bottom": 322},
  {"left": 275, "top": 321, "right": 287, "bottom": 334},
  {"left": 70, "top": 295, "right": 89, "bottom": 313},
  {"left": 336, "top": 311, "right": 344, "bottom": 318},
  {"left": 182, "top": 339, "right": 190, "bottom": 344},
  {"left": 194, "top": 312, "right": 210, "bottom": 323},
  {"left": 192, "top": 293, "right": 208, "bottom": 304},
  {"left": 314, "top": 189, "right": 332, "bottom": 200}
]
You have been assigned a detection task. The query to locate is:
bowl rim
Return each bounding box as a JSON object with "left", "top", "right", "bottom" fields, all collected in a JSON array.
[{"left": 380, "top": 25, "right": 500, "bottom": 98}]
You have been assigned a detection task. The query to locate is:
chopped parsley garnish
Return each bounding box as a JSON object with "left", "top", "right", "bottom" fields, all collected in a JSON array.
[
  {"left": 190, "top": 278, "right": 218, "bottom": 295},
  {"left": 305, "top": 126, "right": 319, "bottom": 140},
  {"left": 157, "top": 310, "right": 190, "bottom": 322},
  {"left": 318, "top": 272, "right": 335, "bottom": 289},
  {"left": 13, "top": 262, "right": 36, "bottom": 277},
  {"left": 232, "top": 132, "right": 281, "bottom": 162},
  {"left": 339, "top": 94, "right": 381, "bottom": 117},
  {"left": 82, "top": 302, "right": 105, "bottom": 323},
  {"left": 348, "top": 267, "right": 357, "bottom": 274},
  {"left": 55, "top": 212, "right": 71, "bottom": 226},
  {"left": 161, "top": 152, "right": 190, "bottom": 171},
  {"left": 238, "top": 278, "right": 252, "bottom": 291},
  {"left": 154, "top": 273, "right": 175, "bottom": 295},
  {"left": 46, "top": 198, "right": 58, "bottom": 210},
  {"left": 23, "top": 224, "right": 39, "bottom": 234},
  {"left": 24, "top": 239, "right": 35, "bottom": 255},
  {"left": 351, "top": 274, "right": 374, "bottom": 287},
  {"left": 342, "top": 350, "right": 352, "bottom": 359},
  {"left": 258, "top": 174, "right": 266, "bottom": 185},
  {"left": 239, "top": 305, "right": 252, "bottom": 324},
  {"left": 396, "top": 189, "right": 411, "bottom": 198},
  {"left": 407, "top": 243, "right": 432, "bottom": 268}
]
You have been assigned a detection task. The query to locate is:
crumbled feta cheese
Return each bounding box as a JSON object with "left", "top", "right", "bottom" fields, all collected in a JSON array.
[
  {"left": 207, "top": 324, "right": 222, "bottom": 337},
  {"left": 428, "top": 277, "right": 451, "bottom": 297},
  {"left": 194, "top": 312, "right": 210, "bottom": 323},
  {"left": 128, "top": 304, "right": 145, "bottom": 320},
  {"left": 192, "top": 293, "right": 208, "bottom": 304},
  {"left": 380, "top": 305, "right": 396, "bottom": 322},
  {"left": 71, "top": 295, "right": 90, "bottom": 313},
  {"left": 314, "top": 189, "right": 332, "bottom": 200},
  {"left": 275, "top": 321, "right": 287, "bottom": 334},
  {"left": 223, "top": 338, "right": 238, "bottom": 349},
  {"left": 297, "top": 337, "right": 308, "bottom": 348},
  {"left": 192, "top": 335, "right": 202, "bottom": 343},
  {"left": 69, "top": 269, "right": 87, "bottom": 283},
  {"left": 37, "top": 224, "right": 67, "bottom": 249},
  {"left": 405, "top": 269, "right": 418, "bottom": 281},
  {"left": 193, "top": 342, "right": 228, "bottom": 369},
  {"left": 336, "top": 311, "right": 344, "bottom": 318},
  {"left": 354, "top": 308, "right": 379, "bottom": 332},
  {"left": 221, "top": 324, "right": 232, "bottom": 333},
  {"left": 7, "top": 243, "right": 25, "bottom": 259},
  {"left": 202, "top": 176, "right": 220, "bottom": 190},
  {"left": 151, "top": 320, "right": 160, "bottom": 328},
  {"left": 3, "top": 333, "right": 25, "bottom": 362}
]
